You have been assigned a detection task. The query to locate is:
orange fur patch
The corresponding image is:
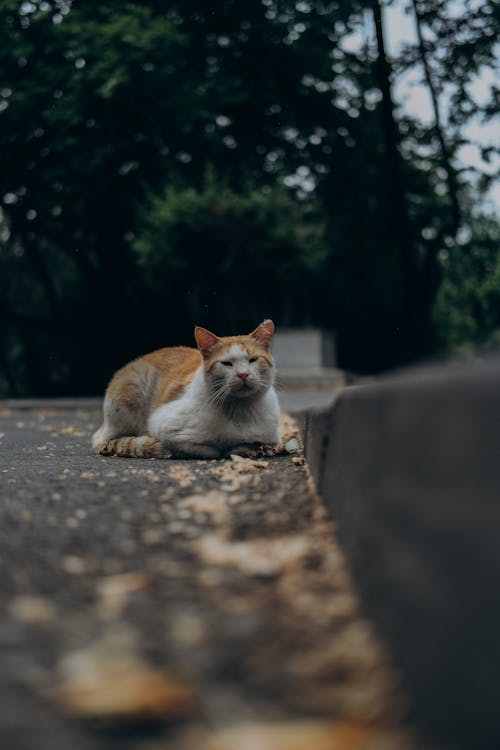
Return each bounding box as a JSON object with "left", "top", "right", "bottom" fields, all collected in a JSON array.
[
  {"left": 95, "top": 436, "right": 168, "bottom": 458},
  {"left": 204, "top": 336, "right": 274, "bottom": 372}
]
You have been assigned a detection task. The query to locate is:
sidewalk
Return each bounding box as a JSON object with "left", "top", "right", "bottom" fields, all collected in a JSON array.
[{"left": 0, "top": 403, "right": 423, "bottom": 750}]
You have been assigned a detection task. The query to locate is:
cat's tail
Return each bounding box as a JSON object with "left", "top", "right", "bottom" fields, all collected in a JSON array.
[{"left": 93, "top": 435, "right": 172, "bottom": 459}]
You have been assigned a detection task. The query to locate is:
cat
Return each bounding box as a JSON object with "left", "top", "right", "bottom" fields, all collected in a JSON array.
[{"left": 92, "top": 319, "right": 280, "bottom": 459}]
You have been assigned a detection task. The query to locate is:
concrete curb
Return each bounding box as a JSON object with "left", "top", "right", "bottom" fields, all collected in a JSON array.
[{"left": 299, "top": 357, "right": 500, "bottom": 750}]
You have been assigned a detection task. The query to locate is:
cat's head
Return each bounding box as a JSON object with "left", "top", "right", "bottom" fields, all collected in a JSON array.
[{"left": 194, "top": 320, "right": 276, "bottom": 402}]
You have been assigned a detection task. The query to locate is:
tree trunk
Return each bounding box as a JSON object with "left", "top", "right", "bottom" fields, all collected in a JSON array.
[
  {"left": 411, "top": 0, "right": 461, "bottom": 235},
  {"left": 370, "top": 0, "right": 421, "bottom": 353}
]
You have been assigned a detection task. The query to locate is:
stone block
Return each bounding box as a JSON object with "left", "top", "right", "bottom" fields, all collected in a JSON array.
[
  {"left": 301, "top": 358, "right": 500, "bottom": 750},
  {"left": 272, "top": 328, "right": 336, "bottom": 369}
]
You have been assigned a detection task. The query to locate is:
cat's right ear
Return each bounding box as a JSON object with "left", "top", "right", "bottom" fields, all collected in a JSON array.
[{"left": 194, "top": 326, "right": 220, "bottom": 356}]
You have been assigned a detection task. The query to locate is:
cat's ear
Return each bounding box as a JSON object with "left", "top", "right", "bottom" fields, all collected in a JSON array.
[
  {"left": 194, "top": 326, "right": 220, "bottom": 356},
  {"left": 250, "top": 319, "right": 274, "bottom": 349}
]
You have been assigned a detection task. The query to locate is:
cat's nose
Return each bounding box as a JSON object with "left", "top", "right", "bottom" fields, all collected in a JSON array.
[{"left": 236, "top": 372, "right": 249, "bottom": 381}]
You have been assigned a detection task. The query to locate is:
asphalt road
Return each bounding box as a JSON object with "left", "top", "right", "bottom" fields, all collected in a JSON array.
[{"left": 0, "top": 404, "right": 425, "bottom": 750}]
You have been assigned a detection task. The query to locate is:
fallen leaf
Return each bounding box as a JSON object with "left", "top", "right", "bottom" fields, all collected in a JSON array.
[
  {"left": 52, "top": 425, "right": 88, "bottom": 437},
  {"left": 229, "top": 454, "right": 269, "bottom": 470},
  {"left": 192, "top": 534, "right": 311, "bottom": 576},
  {"left": 180, "top": 490, "right": 229, "bottom": 516},
  {"left": 8, "top": 595, "right": 56, "bottom": 624},
  {"left": 284, "top": 437, "right": 300, "bottom": 453},
  {"left": 97, "top": 572, "right": 154, "bottom": 617},
  {"left": 169, "top": 465, "right": 194, "bottom": 487},
  {"left": 203, "top": 720, "right": 389, "bottom": 750},
  {"left": 56, "top": 627, "right": 195, "bottom": 722},
  {"left": 208, "top": 462, "right": 254, "bottom": 492},
  {"left": 61, "top": 556, "right": 87, "bottom": 574}
]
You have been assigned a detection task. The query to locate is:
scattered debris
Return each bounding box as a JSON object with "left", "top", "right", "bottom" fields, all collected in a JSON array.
[
  {"left": 180, "top": 490, "right": 229, "bottom": 517},
  {"left": 52, "top": 425, "right": 88, "bottom": 437},
  {"left": 96, "top": 571, "right": 154, "bottom": 617},
  {"left": 229, "top": 454, "right": 269, "bottom": 470},
  {"left": 169, "top": 465, "right": 194, "bottom": 487},
  {"left": 61, "top": 556, "right": 87, "bottom": 575},
  {"left": 192, "top": 534, "right": 312, "bottom": 576},
  {"left": 8, "top": 595, "right": 56, "bottom": 624},
  {"left": 284, "top": 437, "right": 300, "bottom": 453},
  {"left": 1, "top": 406, "right": 419, "bottom": 748},
  {"left": 55, "top": 626, "right": 196, "bottom": 722},
  {"left": 208, "top": 462, "right": 254, "bottom": 492},
  {"left": 198, "top": 720, "right": 416, "bottom": 750}
]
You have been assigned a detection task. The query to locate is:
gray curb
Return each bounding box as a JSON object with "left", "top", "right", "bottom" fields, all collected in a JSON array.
[{"left": 299, "top": 357, "right": 500, "bottom": 750}]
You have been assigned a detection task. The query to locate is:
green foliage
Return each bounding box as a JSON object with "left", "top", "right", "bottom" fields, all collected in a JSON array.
[
  {"left": 434, "top": 217, "right": 500, "bottom": 353},
  {"left": 0, "top": 0, "right": 498, "bottom": 394},
  {"left": 133, "top": 174, "right": 325, "bottom": 332}
]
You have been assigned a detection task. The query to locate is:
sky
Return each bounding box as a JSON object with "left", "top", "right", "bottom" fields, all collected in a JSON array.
[
  {"left": 340, "top": 0, "right": 499, "bottom": 217},
  {"left": 385, "top": 0, "right": 500, "bottom": 216}
]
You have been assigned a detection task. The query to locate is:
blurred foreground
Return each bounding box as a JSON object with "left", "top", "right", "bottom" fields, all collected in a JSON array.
[{"left": 0, "top": 406, "right": 424, "bottom": 750}]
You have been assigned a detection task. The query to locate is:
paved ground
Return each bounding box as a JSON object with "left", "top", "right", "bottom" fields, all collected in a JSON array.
[{"left": 0, "top": 404, "right": 429, "bottom": 750}]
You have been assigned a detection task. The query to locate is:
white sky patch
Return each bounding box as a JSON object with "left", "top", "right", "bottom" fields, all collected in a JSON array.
[
  {"left": 385, "top": 0, "right": 498, "bottom": 215},
  {"left": 393, "top": 67, "right": 434, "bottom": 123},
  {"left": 383, "top": 0, "right": 416, "bottom": 58},
  {"left": 285, "top": 0, "right": 499, "bottom": 214}
]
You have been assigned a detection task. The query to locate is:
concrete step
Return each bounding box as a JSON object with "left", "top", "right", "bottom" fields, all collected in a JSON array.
[{"left": 277, "top": 367, "right": 345, "bottom": 390}]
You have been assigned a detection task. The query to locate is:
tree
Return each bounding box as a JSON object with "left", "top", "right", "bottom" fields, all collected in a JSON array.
[{"left": 0, "top": 0, "right": 498, "bottom": 394}]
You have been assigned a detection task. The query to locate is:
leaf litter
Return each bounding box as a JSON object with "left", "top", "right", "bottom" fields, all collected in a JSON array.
[{"left": 3, "top": 407, "right": 425, "bottom": 748}]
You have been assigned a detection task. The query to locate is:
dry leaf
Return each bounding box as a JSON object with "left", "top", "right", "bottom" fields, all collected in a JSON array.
[
  {"left": 180, "top": 490, "right": 229, "bottom": 516},
  {"left": 193, "top": 534, "right": 311, "bottom": 576},
  {"left": 97, "top": 571, "right": 154, "bottom": 617},
  {"left": 169, "top": 465, "right": 194, "bottom": 487},
  {"left": 284, "top": 437, "right": 300, "bottom": 453},
  {"left": 229, "top": 454, "right": 269, "bottom": 470},
  {"left": 53, "top": 425, "right": 88, "bottom": 437},
  {"left": 8, "top": 595, "right": 56, "bottom": 624},
  {"left": 203, "top": 720, "right": 386, "bottom": 750},
  {"left": 56, "top": 627, "right": 195, "bottom": 722}
]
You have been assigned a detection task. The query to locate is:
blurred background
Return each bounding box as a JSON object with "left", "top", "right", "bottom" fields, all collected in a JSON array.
[{"left": 0, "top": 0, "right": 498, "bottom": 396}]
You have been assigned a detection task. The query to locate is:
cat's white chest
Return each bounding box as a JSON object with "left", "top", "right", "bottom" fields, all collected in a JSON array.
[{"left": 148, "top": 370, "right": 280, "bottom": 449}]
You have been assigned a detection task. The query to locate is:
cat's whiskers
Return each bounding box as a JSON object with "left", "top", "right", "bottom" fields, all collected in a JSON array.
[
  {"left": 273, "top": 376, "right": 285, "bottom": 392},
  {"left": 207, "top": 383, "right": 229, "bottom": 408}
]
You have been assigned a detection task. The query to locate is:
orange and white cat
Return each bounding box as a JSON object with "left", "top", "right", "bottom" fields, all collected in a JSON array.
[{"left": 92, "top": 320, "right": 280, "bottom": 459}]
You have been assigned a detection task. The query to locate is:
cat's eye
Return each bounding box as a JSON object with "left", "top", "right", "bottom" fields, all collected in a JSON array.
[
  {"left": 221, "top": 360, "right": 233, "bottom": 367},
  {"left": 248, "top": 357, "right": 258, "bottom": 363}
]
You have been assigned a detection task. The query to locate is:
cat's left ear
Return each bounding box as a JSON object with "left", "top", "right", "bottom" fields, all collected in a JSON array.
[
  {"left": 194, "top": 326, "right": 220, "bottom": 356},
  {"left": 250, "top": 319, "right": 274, "bottom": 349}
]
